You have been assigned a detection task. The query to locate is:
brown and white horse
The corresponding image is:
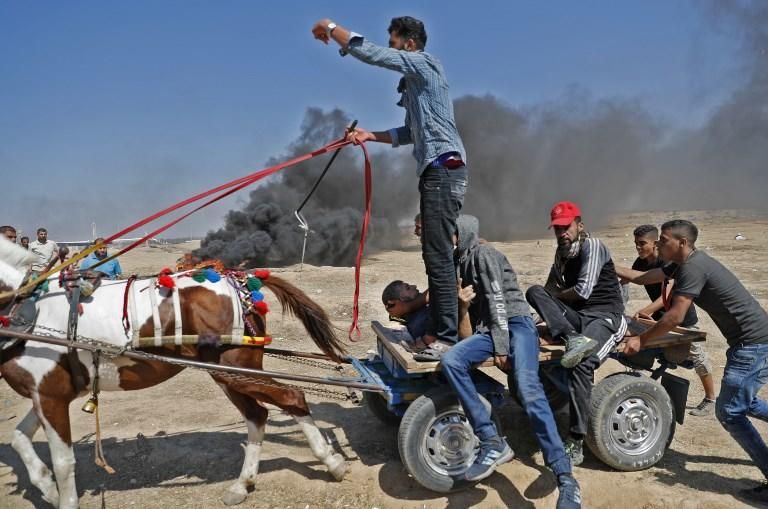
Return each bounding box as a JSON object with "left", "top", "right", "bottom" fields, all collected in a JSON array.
[{"left": 0, "top": 237, "right": 348, "bottom": 508}]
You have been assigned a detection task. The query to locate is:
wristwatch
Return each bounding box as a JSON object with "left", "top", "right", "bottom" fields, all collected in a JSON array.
[{"left": 326, "top": 22, "right": 337, "bottom": 37}]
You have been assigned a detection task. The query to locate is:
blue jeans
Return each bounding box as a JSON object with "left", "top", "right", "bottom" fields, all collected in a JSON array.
[
  {"left": 441, "top": 315, "right": 571, "bottom": 476},
  {"left": 715, "top": 342, "right": 768, "bottom": 478},
  {"left": 419, "top": 165, "right": 468, "bottom": 344}
]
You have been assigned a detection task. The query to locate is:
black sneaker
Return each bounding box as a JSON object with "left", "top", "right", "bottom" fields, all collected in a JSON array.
[
  {"left": 738, "top": 479, "right": 768, "bottom": 505},
  {"left": 556, "top": 474, "right": 582, "bottom": 509},
  {"left": 462, "top": 437, "right": 514, "bottom": 482},
  {"left": 564, "top": 438, "right": 584, "bottom": 467},
  {"left": 689, "top": 398, "right": 715, "bottom": 417},
  {"left": 560, "top": 334, "right": 599, "bottom": 368}
]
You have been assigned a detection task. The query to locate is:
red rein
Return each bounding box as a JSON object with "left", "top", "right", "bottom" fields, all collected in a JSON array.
[{"left": 107, "top": 137, "right": 371, "bottom": 342}]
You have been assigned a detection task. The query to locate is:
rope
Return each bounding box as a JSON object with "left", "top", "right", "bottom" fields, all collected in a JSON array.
[
  {"left": 2, "top": 136, "right": 375, "bottom": 347},
  {"left": 90, "top": 350, "right": 115, "bottom": 474},
  {"left": 1, "top": 137, "right": 350, "bottom": 301},
  {"left": 347, "top": 142, "right": 372, "bottom": 341}
]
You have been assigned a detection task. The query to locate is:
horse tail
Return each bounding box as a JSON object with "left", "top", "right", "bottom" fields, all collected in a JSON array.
[{"left": 261, "top": 275, "right": 347, "bottom": 362}]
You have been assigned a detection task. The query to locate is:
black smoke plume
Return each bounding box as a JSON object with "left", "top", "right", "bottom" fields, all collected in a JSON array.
[
  {"left": 199, "top": 0, "right": 767, "bottom": 267},
  {"left": 195, "top": 108, "right": 417, "bottom": 268}
]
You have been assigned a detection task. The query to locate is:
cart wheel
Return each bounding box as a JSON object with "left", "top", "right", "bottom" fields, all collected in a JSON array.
[
  {"left": 586, "top": 373, "right": 675, "bottom": 471},
  {"left": 397, "top": 388, "right": 500, "bottom": 493},
  {"left": 364, "top": 392, "right": 402, "bottom": 426}
]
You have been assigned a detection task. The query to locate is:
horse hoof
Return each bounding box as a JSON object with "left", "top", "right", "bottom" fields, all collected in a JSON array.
[
  {"left": 327, "top": 453, "right": 347, "bottom": 481},
  {"left": 222, "top": 487, "right": 248, "bottom": 506},
  {"left": 42, "top": 490, "right": 60, "bottom": 508}
]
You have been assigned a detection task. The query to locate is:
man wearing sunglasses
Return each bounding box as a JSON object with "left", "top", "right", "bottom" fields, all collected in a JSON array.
[{"left": 381, "top": 279, "right": 474, "bottom": 357}]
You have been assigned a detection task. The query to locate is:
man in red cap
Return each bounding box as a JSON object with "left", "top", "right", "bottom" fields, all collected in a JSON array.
[{"left": 525, "top": 201, "right": 627, "bottom": 466}]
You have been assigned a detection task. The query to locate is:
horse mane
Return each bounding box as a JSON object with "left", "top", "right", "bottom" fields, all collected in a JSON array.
[
  {"left": 262, "top": 275, "right": 347, "bottom": 362},
  {"left": 0, "top": 236, "right": 35, "bottom": 290}
]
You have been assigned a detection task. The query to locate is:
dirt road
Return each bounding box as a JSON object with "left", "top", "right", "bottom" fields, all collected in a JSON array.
[{"left": 2, "top": 210, "right": 767, "bottom": 508}]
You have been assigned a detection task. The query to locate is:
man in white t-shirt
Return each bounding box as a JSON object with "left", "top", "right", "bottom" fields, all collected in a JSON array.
[{"left": 28, "top": 227, "right": 59, "bottom": 274}]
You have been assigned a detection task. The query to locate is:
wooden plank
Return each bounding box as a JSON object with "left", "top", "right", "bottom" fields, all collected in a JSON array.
[
  {"left": 371, "top": 321, "right": 494, "bottom": 374},
  {"left": 634, "top": 317, "right": 708, "bottom": 338},
  {"left": 371, "top": 319, "right": 707, "bottom": 375}
]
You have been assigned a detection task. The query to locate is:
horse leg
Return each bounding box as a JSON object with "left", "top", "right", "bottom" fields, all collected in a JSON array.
[
  {"left": 11, "top": 408, "right": 60, "bottom": 507},
  {"left": 37, "top": 395, "right": 78, "bottom": 509},
  {"left": 239, "top": 381, "right": 346, "bottom": 481},
  {"left": 213, "top": 374, "right": 347, "bottom": 482},
  {"left": 216, "top": 383, "right": 268, "bottom": 506},
  {"left": 294, "top": 412, "right": 347, "bottom": 481}
]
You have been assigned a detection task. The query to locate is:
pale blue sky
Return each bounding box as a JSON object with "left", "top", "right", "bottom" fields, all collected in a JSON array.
[{"left": 0, "top": 1, "right": 743, "bottom": 239}]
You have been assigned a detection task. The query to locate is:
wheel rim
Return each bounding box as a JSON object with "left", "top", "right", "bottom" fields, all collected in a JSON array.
[
  {"left": 608, "top": 395, "right": 663, "bottom": 456},
  {"left": 420, "top": 410, "right": 479, "bottom": 477}
]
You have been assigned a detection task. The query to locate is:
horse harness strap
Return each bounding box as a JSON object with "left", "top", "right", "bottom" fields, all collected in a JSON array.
[
  {"left": 226, "top": 276, "right": 245, "bottom": 340},
  {"left": 67, "top": 283, "right": 87, "bottom": 394},
  {"left": 122, "top": 275, "right": 137, "bottom": 333},
  {"left": 126, "top": 276, "right": 255, "bottom": 348},
  {"left": 0, "top": 298, "right": 38, "bottom": 351},
  {"left": 171, "top": 282, "right": 183, "bottom": 344},
  {"left": 147, "top": 283, "right": 163, "bottom": 344}
]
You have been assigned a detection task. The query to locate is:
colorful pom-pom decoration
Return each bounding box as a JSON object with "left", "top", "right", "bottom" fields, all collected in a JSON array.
[
  {"left": 205, "top": 268, "right": 221, "bottom": 283},
  {"left": 250, "top": 290, "right": 264, "bottom": 302},
  {"left": 192, "top": 270, "right": 207, "bottom": 283},
  {"left": 246, "top": 276, "right": 262, "bottom": 291},
  {"left": 254, "top": 270, "right": 270, "bottom": 280},
  {"left": 157, "top": 274, "right": 175, "bottom": 289},
  {"left": 254, "top": 300, "right": 269, "bottom": 315}
]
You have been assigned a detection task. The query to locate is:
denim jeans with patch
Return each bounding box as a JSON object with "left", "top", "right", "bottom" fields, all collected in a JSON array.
[
  {"left": 419, "top": 165, "right": 467, "bottom": 344},
  {"left": 715, "top": 342, "right": 768, "bottom": 478}
]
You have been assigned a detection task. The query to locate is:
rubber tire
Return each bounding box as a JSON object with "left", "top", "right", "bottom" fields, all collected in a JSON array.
[
  {"left": 397, "top": 388, "right": 501, "bottom": 493},
  {"left": 586, "top": 373, "right": 676, "bottom": 471},
  {"left": 364, "top": 392, "right": 402, "bottom": 426},
  {"left": 507, "top": 365, "right": 569, "bottom": 413}
]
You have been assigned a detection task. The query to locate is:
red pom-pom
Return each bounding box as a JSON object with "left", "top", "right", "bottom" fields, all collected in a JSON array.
[
  {"left": 254, "top": 300, "right": 269, "bottom": 315},
  {"left": 0, "top": 316, "right": 10, "bottom": 327},
  {"left": 254, "top": 270, "right": 270, "bottom": 280},
  {"left": 159, "top": 267, "right": 173, "bottom": 276},
  {"left": 158, "top": 274, "right": 175, "bottom": 289}
]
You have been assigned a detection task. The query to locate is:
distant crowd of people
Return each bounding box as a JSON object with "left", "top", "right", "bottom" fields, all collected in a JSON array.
[{"left": 1, "top": 225, "right": 123, "bottom": 280}]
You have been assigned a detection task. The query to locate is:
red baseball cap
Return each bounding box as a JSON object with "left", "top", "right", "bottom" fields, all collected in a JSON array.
[{"left": 549, "top": 201, "right": 581, "bottom": 227}]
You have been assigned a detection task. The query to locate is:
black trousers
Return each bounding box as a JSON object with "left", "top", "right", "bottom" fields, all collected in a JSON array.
[
  {"left": 526, "top": 284, "right": 625, "bottom": 438},
  {"left": 419, "top": 165, "right": 468, "bottom": 343}
]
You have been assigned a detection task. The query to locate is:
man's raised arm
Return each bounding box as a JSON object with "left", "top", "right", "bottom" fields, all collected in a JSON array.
[{"left": 616, "top": 266, "right": 666, "bottom": 286}]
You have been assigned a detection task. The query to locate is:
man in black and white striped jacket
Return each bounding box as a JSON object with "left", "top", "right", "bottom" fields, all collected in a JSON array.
[{"left": 526, "top": 201, "right": 627, "bottom": 466}]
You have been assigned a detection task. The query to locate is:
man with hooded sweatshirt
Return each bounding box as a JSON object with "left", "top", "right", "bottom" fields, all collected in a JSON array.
[{"left": 440, "top": 215, "right": 582, "bottom": 509}]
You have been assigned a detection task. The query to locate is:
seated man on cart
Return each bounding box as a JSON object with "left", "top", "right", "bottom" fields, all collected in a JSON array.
[
  {"left": 437, "top": 214, "right": 581, "bottom": 508},
  {"left": 525, "top": 201, "right": 627, "bottom": 467}
]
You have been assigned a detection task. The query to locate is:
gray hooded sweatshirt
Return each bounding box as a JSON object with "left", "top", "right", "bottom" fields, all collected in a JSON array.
[{"left": 456, "top": 215, "right": 531, "bottom": 356}]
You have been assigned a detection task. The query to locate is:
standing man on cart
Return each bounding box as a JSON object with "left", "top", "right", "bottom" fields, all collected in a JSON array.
[{"left": 312, "top": 15, "right": 467, "bottom": 360}]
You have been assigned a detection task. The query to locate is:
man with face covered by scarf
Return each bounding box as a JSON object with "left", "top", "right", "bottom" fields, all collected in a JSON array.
[{"left": 525, "top": 201, "right": 627, "bottom": 466}]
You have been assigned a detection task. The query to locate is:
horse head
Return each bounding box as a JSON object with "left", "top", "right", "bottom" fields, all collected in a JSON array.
[{"left": 0, "top": 235, "right": 34, "bottom": 299}]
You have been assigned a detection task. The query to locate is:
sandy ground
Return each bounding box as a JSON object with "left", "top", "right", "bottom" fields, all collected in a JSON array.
[{"left": 1, "top": 210, "right": 767, "bottom": 509}]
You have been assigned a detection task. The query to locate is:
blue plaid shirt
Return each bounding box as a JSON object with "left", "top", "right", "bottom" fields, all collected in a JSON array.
[{"left": 344, "top": 35, "right": 466, "bottom": 176}]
